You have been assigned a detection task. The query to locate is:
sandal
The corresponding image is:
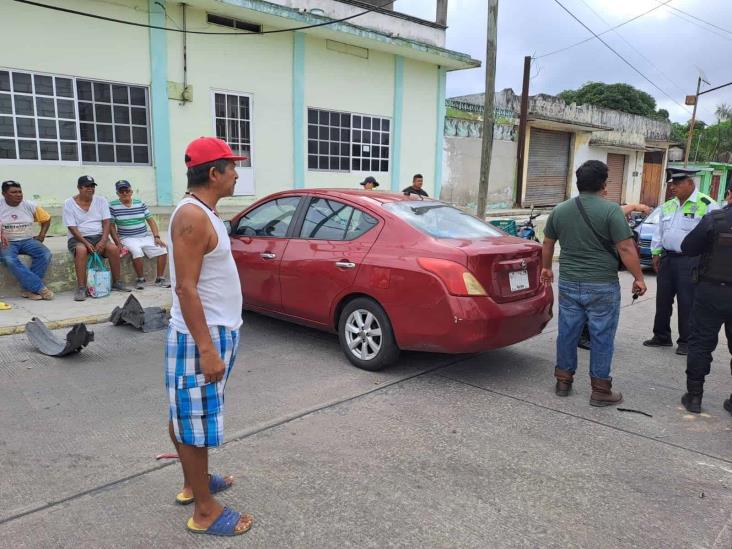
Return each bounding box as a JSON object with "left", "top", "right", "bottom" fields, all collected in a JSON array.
[
  {"left": 175, "top": 473, "right": 232, "bottom": 505},
  {"left": 0, "top": 301, "right": 11, "bottom": 310},
  {"left": 187, "top": 507, "right": 253, "bottom": 536}
]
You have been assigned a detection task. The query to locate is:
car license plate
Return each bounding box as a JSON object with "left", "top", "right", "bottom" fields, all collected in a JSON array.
[{"left": 509, "top": 270, "right": 530, "bottom": 292}]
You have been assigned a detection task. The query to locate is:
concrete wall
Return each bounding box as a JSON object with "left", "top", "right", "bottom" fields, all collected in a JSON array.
[
  {"left": 0, "top": 0, "right": 155, "bottom": 207},
  {"left": 441, "top": 136, "right": 516, "bottom": 208}
]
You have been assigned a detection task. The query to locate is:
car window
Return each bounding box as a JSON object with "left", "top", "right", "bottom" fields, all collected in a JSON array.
[
  {"left": 298, "top": 198, "right": 378, "bottom": 241},
  {"left": 300, "top": 198, "right": 355, "bottom": 240},
  {"left": 346, "top": 208, "right": 378, "bottom": 240},
  {"left": 383, "top": 201, "right": 502, "bottom": 239},
  {"left": 235, "top": 197, "right": 300, "bottom": 237}
]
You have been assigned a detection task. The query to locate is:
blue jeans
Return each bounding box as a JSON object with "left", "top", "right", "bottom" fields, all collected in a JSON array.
[
  {"left": 0, "top": 238, "right": 52, "bottom": 293},
  {"left": 556, "top": 280, "right": 621, "bottom": 380}
]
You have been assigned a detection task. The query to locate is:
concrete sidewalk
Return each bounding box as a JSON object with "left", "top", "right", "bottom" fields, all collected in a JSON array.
[{"left": 0, "top": 285, "right": 172, "bottom": 335}]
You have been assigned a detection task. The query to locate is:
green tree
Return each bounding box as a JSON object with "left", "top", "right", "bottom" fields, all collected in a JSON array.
[{"left": 558, "top": 82, "right": 667, "bottom": 118}]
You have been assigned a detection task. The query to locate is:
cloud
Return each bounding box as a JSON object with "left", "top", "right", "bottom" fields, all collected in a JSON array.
[{"left": 395, "top": 0, "right": 732, "bottom": 123}]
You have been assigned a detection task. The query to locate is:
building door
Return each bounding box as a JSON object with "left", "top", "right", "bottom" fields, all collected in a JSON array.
[
  {"left": 524, "top": 128, "right": 571, "bottom": 206},
  {"left": 605, "top": 153, "right": 626, "bottom": 203},
  {"left": 710, "top": 174, "right": 721, "bottom": 201},
  {"left": 641, "top": 151, "right": 664, "bottom": 207}
]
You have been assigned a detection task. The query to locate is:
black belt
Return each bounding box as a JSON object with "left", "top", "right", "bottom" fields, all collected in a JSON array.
[{"left": 663, "top": 251, "right": 686, "bottom": 257}]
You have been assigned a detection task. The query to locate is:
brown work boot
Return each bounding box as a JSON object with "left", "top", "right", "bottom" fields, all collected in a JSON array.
[
  {"left": 590, "top": 377, "right": 623, "bottom": 407},
  {"left": 554, "top": 368, "right": 574, "bottom": 397}
]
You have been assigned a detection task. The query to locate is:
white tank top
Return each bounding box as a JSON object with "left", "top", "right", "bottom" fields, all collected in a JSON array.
[{"left": 168, "top": 197, "right": 243, "bottom": 333}]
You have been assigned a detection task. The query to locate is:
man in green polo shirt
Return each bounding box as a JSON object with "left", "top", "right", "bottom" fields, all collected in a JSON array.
[{"left": 541, "top": 160, "right": 647, "bottom": 407}]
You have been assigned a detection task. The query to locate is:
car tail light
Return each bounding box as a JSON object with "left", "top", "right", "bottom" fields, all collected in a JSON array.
[{"left": 417, "top": 257, "right": 487, "bottom": 296}]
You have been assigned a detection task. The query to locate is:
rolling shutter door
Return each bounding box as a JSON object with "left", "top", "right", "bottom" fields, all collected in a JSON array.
[
  {"left": 525, "top": 129, "right": 570, "bottom": 206},
  {"left": 605, "top": 153, "right": 626, "bottom": 204}
]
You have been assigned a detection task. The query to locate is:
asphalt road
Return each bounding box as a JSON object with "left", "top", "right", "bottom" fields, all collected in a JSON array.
[{"left": 0, "top": 272, "right": 730, "bottom": 548}]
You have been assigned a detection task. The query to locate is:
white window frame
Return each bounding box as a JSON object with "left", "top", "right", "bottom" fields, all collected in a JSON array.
[
  {"left": 307, "top": 107, "right": 391, "bottom": 174},
  {"left": 0, "top": 66, "right": 152, "bottom": 167},
  {"left": 210, "top": 89, "right": 256, "bottom": 196},
  {"left": 75, "top": 77, "right": 152, "bottom": 166}
]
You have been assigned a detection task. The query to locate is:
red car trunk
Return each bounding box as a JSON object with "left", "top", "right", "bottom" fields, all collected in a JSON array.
[{"left": 458, "top": 237, "right": 544, "bottom": 303}]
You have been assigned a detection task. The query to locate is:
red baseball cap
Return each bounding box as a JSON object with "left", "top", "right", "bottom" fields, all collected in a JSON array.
[{"left": 184, "top": 137, "right": 248, "bottom": 168}]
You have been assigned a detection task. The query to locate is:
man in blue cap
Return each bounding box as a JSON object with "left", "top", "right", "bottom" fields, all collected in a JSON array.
[{"left": 643, "top": 168, "right": 719, "bottom": 355}]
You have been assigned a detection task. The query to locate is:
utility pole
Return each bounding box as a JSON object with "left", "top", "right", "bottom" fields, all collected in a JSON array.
[
  {"left": 684, "top": 78, "right": 732, "bottom": 165},
  {"left": 684, "top": 77, "right": 701, "bottom": 167},
  {"left": 514, "top": 56, "right": 531, "bottom": 208},
  {"left": 476, "top": 0, "right": 499, "bottom": 220}
]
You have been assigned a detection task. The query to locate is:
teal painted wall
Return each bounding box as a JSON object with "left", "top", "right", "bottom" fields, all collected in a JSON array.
[
  {"left": 148, "top": 0, "right": 173, "bottom": 206},
  {"left": 293, "top": 32, "right": 305, "bottom": 189},
  {"left": 434, "top": 67, "right": 447, "bottom": 199},
  {"left": 391, "top": 56, "right": 404, "bottom": 192}
]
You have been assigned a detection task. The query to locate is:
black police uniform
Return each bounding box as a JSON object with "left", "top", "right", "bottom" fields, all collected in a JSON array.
[{"left": 680, "top": 201, "right": 732, "bottom": 414}]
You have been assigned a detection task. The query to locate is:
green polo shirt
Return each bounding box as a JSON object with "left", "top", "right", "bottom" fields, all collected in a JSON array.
[{"left": 544, "top": 193, "right": 633, "bottom": 282}]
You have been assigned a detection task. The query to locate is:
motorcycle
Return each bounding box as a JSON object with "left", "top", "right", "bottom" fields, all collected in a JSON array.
[{"left": 517, "top": 207, "right": 541, "bottom": 242}]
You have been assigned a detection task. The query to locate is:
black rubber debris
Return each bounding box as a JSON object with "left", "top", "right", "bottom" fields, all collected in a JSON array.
[
  {"left": 25, "top": 318, "right": 94, "bottom": 356},
  {"left": 110, "top": 294, "right": 168, "bottom": 333}
]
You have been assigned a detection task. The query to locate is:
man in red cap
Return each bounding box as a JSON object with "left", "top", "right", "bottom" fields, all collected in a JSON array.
[{"left": 164, "top": 137, "right": 253, "bottom": 536}]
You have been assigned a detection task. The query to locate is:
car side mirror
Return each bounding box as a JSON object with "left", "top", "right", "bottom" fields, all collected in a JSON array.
[{"left": 224, "top": 220, "right": 232, "bottom": 235}]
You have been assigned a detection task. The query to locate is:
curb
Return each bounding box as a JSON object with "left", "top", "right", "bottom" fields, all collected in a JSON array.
[{"left": 0, "top": 305, "right": 171, "bottom": 337}]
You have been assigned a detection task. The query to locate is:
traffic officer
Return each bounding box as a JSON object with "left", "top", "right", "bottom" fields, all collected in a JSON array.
[
  {"left": 643, "top": 168, "right": 719, "bottom": 355},
  {"left": 679, "top": 185, "right": 732, "bottom": 414}
]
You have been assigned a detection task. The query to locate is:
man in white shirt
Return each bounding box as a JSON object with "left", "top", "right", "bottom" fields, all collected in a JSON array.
[
  {"left": 62, "top": 175, "right": 130, "bottom": 301},
  {"left": 0, "top": 180, "right": 54, "bottom": 300}
]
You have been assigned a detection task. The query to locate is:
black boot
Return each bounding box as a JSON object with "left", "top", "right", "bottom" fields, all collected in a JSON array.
[{"left": 681, "top": 380, "right": 703, "bottom": 414}]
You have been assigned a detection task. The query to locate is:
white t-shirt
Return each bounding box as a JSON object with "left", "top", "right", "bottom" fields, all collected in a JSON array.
[
  {"left": 62, "top": 196, "right": 111, "bottom": 238},
  {"left": 0, "top": 199, "right": 49, "bottom": 241}
]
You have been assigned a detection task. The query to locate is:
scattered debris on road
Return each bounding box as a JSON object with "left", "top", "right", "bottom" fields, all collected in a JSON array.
[
  {"left": 155, "top": 453, "right": 179, "bottom": 460},
  {"left": 617, "top": 408, "right": 653, "bottom": 418},
  {"left": 110, "top": 295, "right": 168, "bottom": 332},
  {"left": 25, "top": 318, "right": 94, "bottom": 356}
]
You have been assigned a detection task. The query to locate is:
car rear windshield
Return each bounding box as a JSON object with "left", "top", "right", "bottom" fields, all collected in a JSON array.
[{"left": 383, "top": 201, "right": 503, "bottom": 239}]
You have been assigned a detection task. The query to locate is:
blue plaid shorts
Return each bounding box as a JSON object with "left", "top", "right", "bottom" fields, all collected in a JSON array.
[{"left": 164, "top": 326, "right": 239, "bottom": 448}]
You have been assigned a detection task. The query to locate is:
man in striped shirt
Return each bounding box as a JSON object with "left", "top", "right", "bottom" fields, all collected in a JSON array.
[{"left": 109, "top": 180, "right": 170, "bottom": 289}]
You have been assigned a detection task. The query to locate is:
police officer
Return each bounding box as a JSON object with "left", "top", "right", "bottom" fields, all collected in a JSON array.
[
  {"left": 643, "top": 168, "right": 719, "bottom": 355},
  {"left": 680, "top": 185, "right": 732, "bottom": 414}
]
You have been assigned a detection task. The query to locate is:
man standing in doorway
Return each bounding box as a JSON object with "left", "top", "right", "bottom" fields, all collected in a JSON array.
[
  {"left": 402, "top": 174, "right": 429, "bottom": 197},
  {"left": 643, "top": 168, "right": 718, "bottom": 355},
  {"left": 166, "top": 137, "right": 253, "bottom": 537},
  {"left": 541, "top": 160, "right": 646, "bottom": 406}
]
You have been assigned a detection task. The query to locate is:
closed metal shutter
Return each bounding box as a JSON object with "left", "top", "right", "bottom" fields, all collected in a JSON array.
[
  {"left": 605, "top": 153, "right": 626, "bottom": 204},
  {"left": 525, "top": 129, "right": 570, "bottom": 206}
]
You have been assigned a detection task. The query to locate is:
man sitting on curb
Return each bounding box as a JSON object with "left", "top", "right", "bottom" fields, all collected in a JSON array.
[
  {"left": 0, "top": 180, "right": 54, "bottom": 300},
  {"left": 110, "top": 180, "right": 170, "bottom": 290},
  {"left": 63, "top": 175, "right": 130, "bottom": 301}
]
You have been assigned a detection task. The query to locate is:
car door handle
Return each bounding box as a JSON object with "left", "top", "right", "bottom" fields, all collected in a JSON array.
[
  {"left": 335, "top": 261, "right": 356, "bottom": 269},
  {"left": 260, "top": 252, "right": 277, "bottom": 259}
]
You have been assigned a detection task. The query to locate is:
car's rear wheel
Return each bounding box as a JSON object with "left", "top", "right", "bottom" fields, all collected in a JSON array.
[{"left": 338, "top": 297, "right": 399, "bottom": 371}]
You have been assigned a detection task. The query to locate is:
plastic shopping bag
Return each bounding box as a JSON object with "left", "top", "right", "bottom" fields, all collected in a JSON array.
[{"left": 86, "top": 252, "right": 111, "bottom": 298}]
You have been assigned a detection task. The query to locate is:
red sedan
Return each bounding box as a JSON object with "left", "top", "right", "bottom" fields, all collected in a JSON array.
[{"left": 228, "top": 189, "right": 553, "bottom": 370}]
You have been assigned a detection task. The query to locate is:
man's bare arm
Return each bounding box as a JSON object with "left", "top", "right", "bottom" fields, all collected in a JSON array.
[
  {"left": 541, "top": 237, "right": 556, "bottom": 284},
  {"left": 617, "top": 238, "right": 647, "bottom": 295},
  {"left": 172, "top": 205, "right": 223, "bottom": 382}
]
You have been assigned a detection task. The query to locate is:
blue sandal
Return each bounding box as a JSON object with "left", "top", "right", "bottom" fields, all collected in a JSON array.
[
  {"left": 175, "top": 473, "right": 232, "bottom": 505},
  {"left": 187, "top": 507, "right": 253, "bottom": 536}
]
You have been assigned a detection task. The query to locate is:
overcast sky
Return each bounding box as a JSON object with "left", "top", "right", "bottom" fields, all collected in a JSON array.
[{"left": 395, "top": 0, "right": 732, "bottom": 124}]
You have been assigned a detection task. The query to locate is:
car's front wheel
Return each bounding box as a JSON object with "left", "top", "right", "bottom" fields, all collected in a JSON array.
[{"left": 338, "top": 297, "right": 399, "bottom": 371}]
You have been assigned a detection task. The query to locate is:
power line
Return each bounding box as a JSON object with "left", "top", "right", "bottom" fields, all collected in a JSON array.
[
  {"left": 576, "top": 0, "right": 686, "bottom": 96},
  {"left": 652, "top": 0, "right": 732, "bottom": 43},
  {"left": 535, "top": 0, "right": 673, "bottom": 59},
  {"left": 12, "top": 0, "right": 396, "bottom": 35},
  {"left": 655, "top": 0, "right": 732, "bottom": 37},
  {"left": 549, "top": 0, "right": 690, "bottom": 114}
]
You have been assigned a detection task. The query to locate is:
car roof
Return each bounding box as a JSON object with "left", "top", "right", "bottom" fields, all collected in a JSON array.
[{"left": 264, "top": 188, "right": 435, "bottom": 207}]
